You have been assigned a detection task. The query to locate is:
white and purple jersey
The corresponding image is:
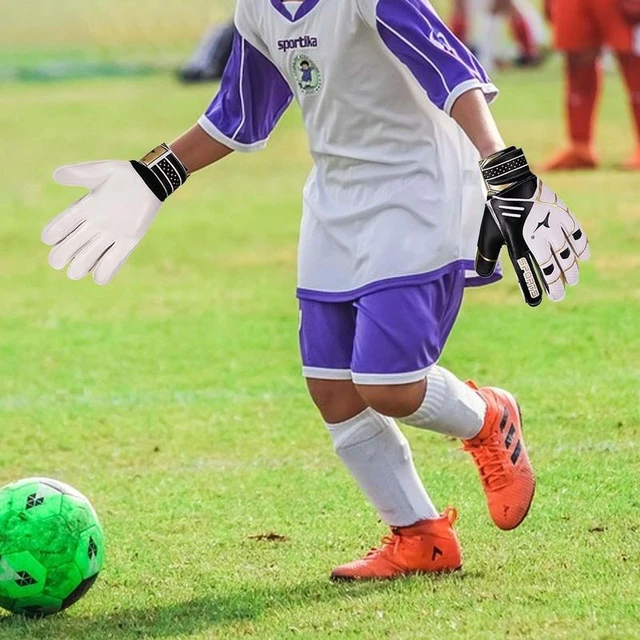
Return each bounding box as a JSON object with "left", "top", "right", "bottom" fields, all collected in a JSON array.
[{"left": 198, "top": 0, "right": 500, "bottom": 301}]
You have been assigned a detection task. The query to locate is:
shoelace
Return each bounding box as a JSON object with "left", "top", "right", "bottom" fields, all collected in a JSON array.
[
  {"left": 364, "top": 534, "right": 401, "bottom": 559},
  {"left": 463, "top": 440, "right": 511, "bottom": 491}
]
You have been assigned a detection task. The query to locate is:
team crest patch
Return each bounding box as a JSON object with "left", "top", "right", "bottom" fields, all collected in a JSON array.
[{"left": 292, "top": 54, "right": 322, "bottom": 94}]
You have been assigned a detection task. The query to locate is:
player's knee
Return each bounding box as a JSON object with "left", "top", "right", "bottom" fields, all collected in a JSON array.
[
  {"left": 356, "top": 380, "right": 426, "bottom": 418},
  {"left": 306, "top": 378, "right": 367, "bottom": 424}
]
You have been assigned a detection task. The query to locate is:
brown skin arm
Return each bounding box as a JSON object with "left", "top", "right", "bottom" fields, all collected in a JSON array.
[
  {"left": 450, "top": 88, "right": 506, "bottom": 159},
  {"left": 169, "top": 124, "right": 234, "bottom": 173}
]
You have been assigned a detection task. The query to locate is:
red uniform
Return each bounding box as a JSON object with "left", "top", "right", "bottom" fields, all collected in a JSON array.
[
  {"left": 544, "top": 0, "right": 640, "bottom": 170},
  {"left": 551, "top": 0, "right": 640, "bottom": 53}
]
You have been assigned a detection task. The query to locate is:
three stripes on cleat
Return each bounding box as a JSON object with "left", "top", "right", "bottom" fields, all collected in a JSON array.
[{"left": 499, "top": 407, "right": 522, "bottom": 465}]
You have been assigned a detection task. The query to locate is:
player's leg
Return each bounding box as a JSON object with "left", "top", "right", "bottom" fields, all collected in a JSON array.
[
  {"left": 307, "top": 378, "right": 439, "bottom": 527},
  {"left": 618, "top": 53, "right": 640, "bottom": 168},
  {"left": 516, "top": 0, "right": 550, "bottom": 54},
  {"left": 507, "top": 0, "right": 541, "bottom": 65},
  {"left": 544, "top": 50, "right": 602, "bottom": 170},
  {"left": 596, "top": 0, "right": 640, "bottom": 168},
  {"left": 476, "top": 0, "right": 503, "bottom": 74},
  {"left": 300, "top": 300, "right": 461, "bottom": 580},
  {"left": 543, "top": 0, "right": 601, "bottom": 170},
  {"left": 451, "top": 0, "right": 470, "bottom": 45},
  {"left": 351, "top": 272, "right": 535, "bottom": 531}
]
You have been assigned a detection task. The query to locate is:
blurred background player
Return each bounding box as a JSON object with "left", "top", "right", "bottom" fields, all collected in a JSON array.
[
  {"left": 543, "top": 0, "right": 640, "bottom": 170},
  {"left": 178, "top": 20, "right": 234, "bottom": 83},
  {"left": 451, "top": 0, "right": 546, "bottom": 73}
]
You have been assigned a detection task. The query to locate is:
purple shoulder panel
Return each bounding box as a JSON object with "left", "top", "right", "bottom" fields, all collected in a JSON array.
[
  {"left": 202, "top": 32, "right": 294, "bottom": 147},
  {"left": 375, "top": 0, "right": 493, "bottom": 111}
]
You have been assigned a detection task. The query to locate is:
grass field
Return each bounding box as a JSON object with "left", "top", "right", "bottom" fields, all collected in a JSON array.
[{"left": 0, "top": 56, "right": 639, "bottom": 639}]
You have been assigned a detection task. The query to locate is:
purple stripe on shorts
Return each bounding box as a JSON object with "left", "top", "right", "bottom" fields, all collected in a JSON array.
[{"left": 297, "top": 259, "right": 501, "bottom": 302}]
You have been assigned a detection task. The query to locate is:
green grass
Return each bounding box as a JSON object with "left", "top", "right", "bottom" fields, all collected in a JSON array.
[
  {"left": 1, "top": 0, "right": 235, "bottom": 49},
  {"left": 0, "top": 0, "right": 235, "bottom": 79},
  {"left": 0, "top": 61, "right": 639, "bottom": 639}
]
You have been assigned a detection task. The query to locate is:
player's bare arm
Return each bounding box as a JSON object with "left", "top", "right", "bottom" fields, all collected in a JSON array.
[
  {"left": 450, "top": 87, "right": 505, "bottom": 158},
  {"left": 170, "top": 124, "right": 233, "bottom": 173}
]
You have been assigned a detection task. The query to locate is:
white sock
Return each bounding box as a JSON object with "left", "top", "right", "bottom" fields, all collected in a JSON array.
[
  {"left": 326, "top": 408, "right": 438, "bottom": 526},
  {"left": 401, "top": 366, "right": 486, "bottom": 439}
]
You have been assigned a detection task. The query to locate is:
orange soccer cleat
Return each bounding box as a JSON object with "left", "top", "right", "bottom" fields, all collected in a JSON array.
[
  {"left": 621, "top": 147, "right": 640, "bottom": 170},
  {"left": 542, "top": 144, "right": 598, "bottom": 171},
  {"left": 463, "top": 385, "right": 535, "bottom": 531},
  {"left": 330, "top": 509, "right": 462, "bottom": 581}
]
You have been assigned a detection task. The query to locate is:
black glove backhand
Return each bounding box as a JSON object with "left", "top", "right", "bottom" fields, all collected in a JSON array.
[{"left": 476, "top": 147, "right": 590, "bottom": 307}]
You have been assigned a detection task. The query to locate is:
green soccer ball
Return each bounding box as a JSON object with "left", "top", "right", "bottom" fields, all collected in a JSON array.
[{"left": 0, "top": 477, "right": 105, "bottom": 617}]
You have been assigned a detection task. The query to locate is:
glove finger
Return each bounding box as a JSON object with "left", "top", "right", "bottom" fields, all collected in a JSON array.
[
  {"left": 67, "top": 237, "right": 113, "bottom": 281},
  {"left": 552, "top": 242, "right": 580, "bottom": 286},
  {"left": 537, "top": 251, "right": 566, "bottom": 302},
  {"left": 48, "top": 224, "right": 96, "bottom": 270},
  {"left": 53, "top": 161, "right": 119, "bottom": 189},
  {"left": 554, "top": 207, "right": 590, "bottom": 262},
  {"left": 566, "top": 226, "right": 590, "bottom": 261},
  {"left": 562, "top": 260, "right": 580, "bottom": 287},
  {"left": 509, "top": 249, "right": 545, "bottom": 307},
  {"left": 41, "top": 201, "right": 88, "bottom": 245},
  {"left": 476, "top": 206, "right": 504, "bottom": 277},
  {"left": 545, "top": 275, "right": 566, "bottom": 302},
  {"left": 92, "top": 239, "right": 137, "bottom": 286}
]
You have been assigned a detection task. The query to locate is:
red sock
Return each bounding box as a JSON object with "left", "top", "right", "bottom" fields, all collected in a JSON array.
[
  {"left": 618, "top": 54, "right": 640, "bottom": 146},
  {"left": 451, "top": 9, "right": 468, "bottom": 43},
  {"left": 510, "top": 9, "right": 538, "bottom": 58},
  {"left": 566, "top": 57, "right": 601, "bottom": 145}
]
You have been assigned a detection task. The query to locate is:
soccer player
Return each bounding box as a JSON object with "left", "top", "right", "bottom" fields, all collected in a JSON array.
[
  {"left": 544, "top": 0, "right": 640, "bottom": 170},
  {"left": 451, "top": 0, "right": 545, "bottom": 72},
  {"left": 42, "top": 0, "right": 590, "bottom": 580}
]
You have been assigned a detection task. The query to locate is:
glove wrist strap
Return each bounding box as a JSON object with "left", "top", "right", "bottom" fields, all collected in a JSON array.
[
  {"left": 130, "top": 143, "right": 189, "bottom": 202},
  {"left": 480, "top": 146, "right": 531, "bottom": 194}
]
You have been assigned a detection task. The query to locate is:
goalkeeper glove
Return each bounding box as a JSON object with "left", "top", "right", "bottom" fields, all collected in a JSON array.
[
  {"left": 475, "top": 146, "right": 590, "bottom": 307},
  {"left": 42, "top": 144, "right": 188, "bottom": 285}
]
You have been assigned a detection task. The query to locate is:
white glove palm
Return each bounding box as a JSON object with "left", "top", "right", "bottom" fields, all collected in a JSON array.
[{"left": 42, "top": 161, "right": 161, "bottom": 285}]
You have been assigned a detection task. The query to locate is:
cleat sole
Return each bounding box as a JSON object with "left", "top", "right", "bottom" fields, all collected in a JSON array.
[{"left": 330, "top": 565, "right": 463, "bottom": 582}]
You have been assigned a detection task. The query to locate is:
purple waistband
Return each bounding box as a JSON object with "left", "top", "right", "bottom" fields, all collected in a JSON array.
[{"left": 296, "top": 259, "right": 502, "bottom": 302}]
